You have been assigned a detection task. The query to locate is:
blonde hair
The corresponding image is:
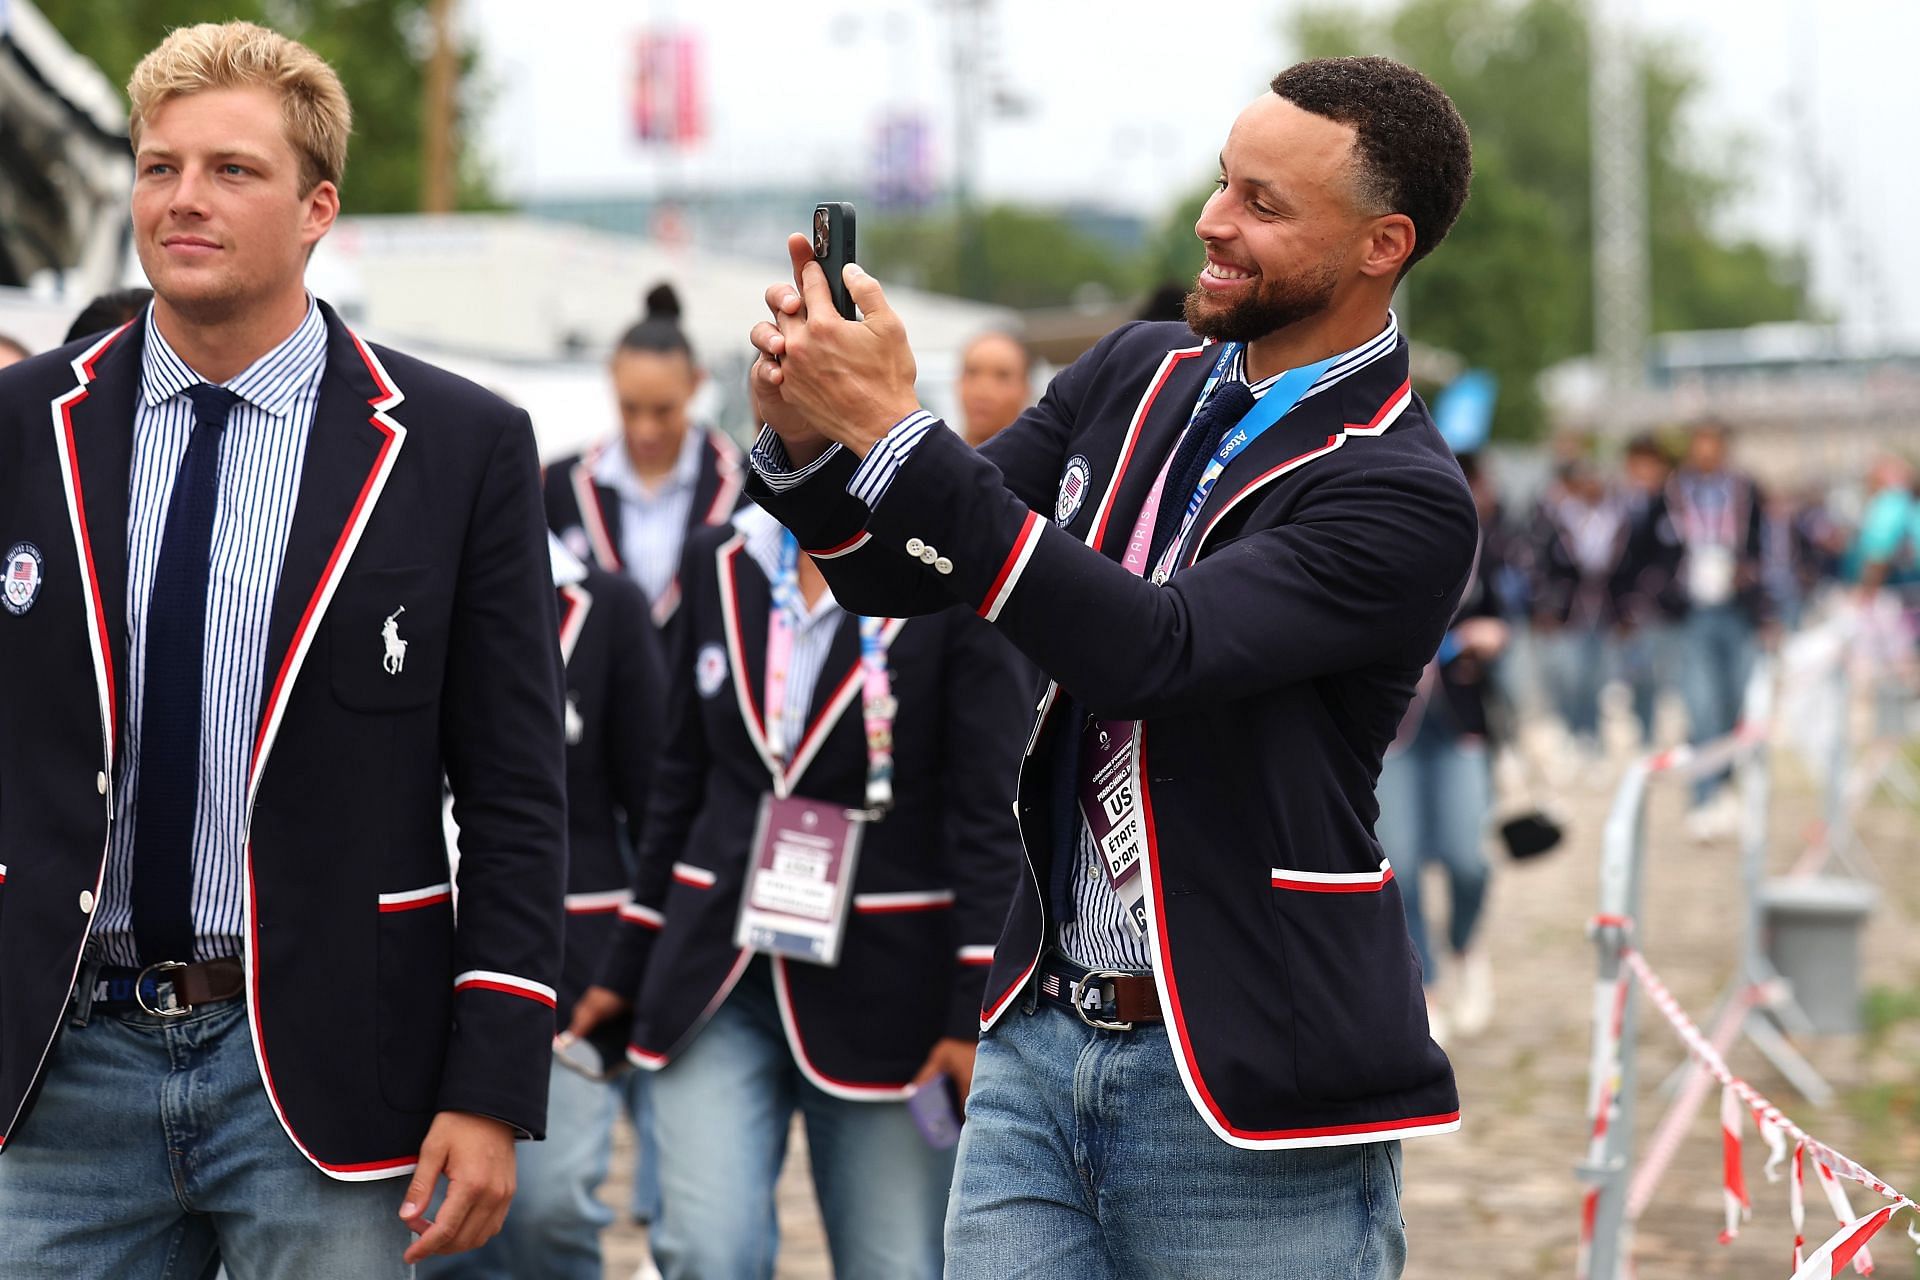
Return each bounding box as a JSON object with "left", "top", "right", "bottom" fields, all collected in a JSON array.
[{"left": 128, "top": 22, "right": 351, "bottom": 194}]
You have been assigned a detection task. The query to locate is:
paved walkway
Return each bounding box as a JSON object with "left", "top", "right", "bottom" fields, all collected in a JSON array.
[{"left": 598, "top": 722, "right": 1917, "bottom": 1278}]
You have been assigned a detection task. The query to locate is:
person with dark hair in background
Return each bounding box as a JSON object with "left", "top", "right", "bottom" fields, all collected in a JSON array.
[
  {"left": 0, "top": 333, "right": 29, "bottom": 367},
  {"left": 955, "top": 331, "right": 1033, "bottom": 448},
  {"left": 420, "top": 534, "right": 668, "bottom": 1280},
  {"left": 66, "top": 287, "right": 156, "bottom": 344},
  {"left": 1377, "top": 452, "right": 1510, "bottom": 1043},
  {"left": 1528, "top": 458, "right": 1631, "bottom": 764},
  {"left": 1615, "top": 432, "right": 1682, "bottom": 748},
  {"left": 1134, "top": 281, "right": 1190, "bottom": 324},
  {"left": 1667, "top": 420, "right": 1769, "bottom": 838},
  {"left": 544, "top": 283, "right": 746, "bottom": 631},
  {"left": 566, "top": 506, "right": 1029, "bottom": 1280},
  {"left": 747, "top": 55, "right": 1477, "bottom": 1278}
]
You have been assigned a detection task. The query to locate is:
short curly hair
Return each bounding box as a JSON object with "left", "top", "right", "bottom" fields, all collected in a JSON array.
[
  {"left": 128, "top": 22, "right": 350, "bottom": 195},
  {"left": 1270, "top": 56, "right": 1471, "bottom": 277}
]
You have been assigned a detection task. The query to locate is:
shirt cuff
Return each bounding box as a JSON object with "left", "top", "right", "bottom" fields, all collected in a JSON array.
[
  {"left": 847, "top": 409, "right": 938, "bottom": 510},
  {"left": 750, "top": 426, "right": 843, "bottom": 493}
]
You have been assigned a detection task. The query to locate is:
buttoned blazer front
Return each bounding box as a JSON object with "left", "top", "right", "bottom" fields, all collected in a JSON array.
[
  {"left": 0, "top": 303, "right": 567, "bottom": 1180},
  {"left": 749, "top": 320, "right": 1479, "bottom": 1149},
  {"left": 543, "top": 429, "right": 747, "bottom": 629},
  {"left": 598, "top": 518, "right": 1031, "bottom": 1098}
]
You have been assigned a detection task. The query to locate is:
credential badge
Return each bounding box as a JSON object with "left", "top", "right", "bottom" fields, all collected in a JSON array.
[
  {"left": 695, "top": 642, "right": 728, "bottom": 698},
  {"left": 1055, "top": 455, "right": 1091, "bottom": 527},
  {"left": 3, "top": 542, "right": 43, "bottom": 616},
  {"left": 382, "top": 606, "right": 408, "bottom": 675}
]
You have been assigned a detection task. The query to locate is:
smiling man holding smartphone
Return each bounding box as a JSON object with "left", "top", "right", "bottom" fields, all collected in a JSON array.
[{"left": 746, "top": 56, "right": 1477, "bottom": 1278}]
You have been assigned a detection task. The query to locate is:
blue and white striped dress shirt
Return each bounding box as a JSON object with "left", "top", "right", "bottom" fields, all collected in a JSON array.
[
  {"left": 593, "top": 428, "right": 704, "bottom": 607},
  {"left": 749, "top": 315, "right": 1404, "bottom": 972},
  {"left": 736, "top": 509, "right": 844, "bottom": 757},
  {"left": 95, "top": 300, "right": 328, "bottom": 966}
]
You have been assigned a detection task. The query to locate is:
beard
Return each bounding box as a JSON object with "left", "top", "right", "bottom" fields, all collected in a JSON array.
[{"left": 1182, "top": 253, "right": 1340, "bottom": 344}]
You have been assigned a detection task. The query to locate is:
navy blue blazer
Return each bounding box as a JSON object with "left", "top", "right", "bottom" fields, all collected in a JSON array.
[
  {"left": 543, "top": 430, "right": 746, "bottom": 628},
  {"left": 0, "top": 304, "right": 566, "bottom": 1178},
  {"left": 750, "top": 321, "right": 1477, "bottom": 1148},
  {"left": 552, "top": 555, "right": 665, "bottom": 1056},
  {"left": 600, "top": 516, "right": 1030, "bottom": 1096}
]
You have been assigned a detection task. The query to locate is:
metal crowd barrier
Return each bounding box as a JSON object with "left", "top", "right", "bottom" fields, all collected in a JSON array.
[{"left": 1576, "top": 622, "right": 1920, "bottom": 1278}]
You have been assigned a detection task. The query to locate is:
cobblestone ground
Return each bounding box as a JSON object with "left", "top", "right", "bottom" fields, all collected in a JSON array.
[{"left": 599, "top": 718, "right": 1919, "bottom": 1279}]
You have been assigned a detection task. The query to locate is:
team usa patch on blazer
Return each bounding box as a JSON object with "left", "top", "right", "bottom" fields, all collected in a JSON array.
[
  {"left": 3, "top": 543, "right": 42, "bottom": 616},
  {"left": 1055, "top": 455, "right": 1091, "bottom": 527},
  {"left": 695, "top": 641, "right": 728, "bottom": 697}
]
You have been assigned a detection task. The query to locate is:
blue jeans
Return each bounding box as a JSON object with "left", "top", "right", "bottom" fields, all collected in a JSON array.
[
  {"left": 1617, "top": 621, "right": 1678, "bottom": 747},
  {"left": 419, "top": 1059, "right": 623, "bottom": 1280},
  {"left": 647, "top": 961, "right": 952, "bottom": 1280},
  {"left": 1535, "top": 622, "right": 1611, "bottom": 741},
  {"left": 0, "top": 992, "right": 414, "bottom": 1278},
  {"left": 945, "top": 1000, "right": 1406, "bottom": 1279},
  {"left": 1679, "top": 604, "right": 1756, "bottom": 803},
  {"left": 1375, "top": 719, "right": 1493, "bottom": 982}
]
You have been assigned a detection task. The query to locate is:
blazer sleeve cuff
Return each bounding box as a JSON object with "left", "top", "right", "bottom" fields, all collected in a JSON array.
[
  {"left": 436, "top": 976, "right": 559, "bottom": 1140},
  {"left": 595, "top": 902, "right": 662, "bottom": 997},
  {"left": 946, "top": 949, "right": 995, "bottom": 1041}
]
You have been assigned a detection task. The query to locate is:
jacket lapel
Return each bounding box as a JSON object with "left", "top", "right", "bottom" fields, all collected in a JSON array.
[
  {"left": 716, "top": 533, "right": 779, "bottom": 780},
  {"left": 253, "top": 305, "right": 408, "bottom": 798},
  {"left": 783, "top": 614, "right": 906, "bottom": 796},
  {"left": 688, "top": 429, "right": 745, "bottom": 532},
  {"left": 50, "top": 318, "right": 144, "bottom": 758},
  {"left": 1083, "top": 344, "right": 1214, "bottom": 560},
  {"left": 1181, "top": 338, "right": 1414, "bottom": 568}
]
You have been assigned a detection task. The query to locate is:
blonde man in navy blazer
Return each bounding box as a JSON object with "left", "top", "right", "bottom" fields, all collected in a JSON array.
[
  {"left": 0, "top": 23, "right": 564, "bottom": 1276},
  {"left": 747, "top": 58, "right": 1478, "bottom": 1278}
]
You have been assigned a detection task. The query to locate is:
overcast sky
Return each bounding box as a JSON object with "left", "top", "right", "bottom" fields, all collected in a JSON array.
[{"left": 468, "top": 0, "right": 1919, "bottom": 335}]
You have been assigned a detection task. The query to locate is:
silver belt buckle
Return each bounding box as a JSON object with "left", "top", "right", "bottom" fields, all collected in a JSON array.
[
  {"left": 135, "top": 961, "right": 191, "bottom": 1017},
  {"left": 1069, "top": 970, "right": 1135, "bottom": 1032}
]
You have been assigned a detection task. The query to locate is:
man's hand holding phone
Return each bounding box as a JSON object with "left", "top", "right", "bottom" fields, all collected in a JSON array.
[{"left": 750, "top": 228, "right": 920, "bottom": 464}]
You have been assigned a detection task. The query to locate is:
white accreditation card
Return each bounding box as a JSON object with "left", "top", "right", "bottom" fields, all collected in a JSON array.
[{"left": 734, "top": 794, "right": 865, "bottom": 967}]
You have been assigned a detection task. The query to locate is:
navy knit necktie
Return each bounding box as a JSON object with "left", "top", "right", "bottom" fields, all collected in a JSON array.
[
  {"left": 131, "top": 383, "right": 239, "bottom": 966},
  {"left": 1046, "top": 379, "right": 1257, "bottom": 931},
  {"left": 1146, "top": 380, "right": 1255, "bottom": 573}
]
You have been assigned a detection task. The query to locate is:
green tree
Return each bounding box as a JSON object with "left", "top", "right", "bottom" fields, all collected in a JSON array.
[
  {"left": 31, "top": 0, "right": 496, "bottom": 213},
  {"left": 863, "top": 204, "right": 1143, "bottom": 311},
  {"left": 1248, "top": 0, "right": 1805, "bottom": 438}
]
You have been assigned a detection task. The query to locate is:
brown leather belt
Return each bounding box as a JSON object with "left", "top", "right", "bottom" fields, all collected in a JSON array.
[
  {"left": 1038, "top": 956, "right": 1162, "bottom": 1030},
  {"left": 93, "top": 957, "right": 245, "bottom": 1016}
]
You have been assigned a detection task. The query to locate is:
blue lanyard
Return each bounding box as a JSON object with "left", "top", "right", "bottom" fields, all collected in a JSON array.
[
  {"left": 769, "top": 528, "right": 803, "bottom": 621},
  {"left": 1154, "top": 343, "right": 1340, "bottom": 579}
]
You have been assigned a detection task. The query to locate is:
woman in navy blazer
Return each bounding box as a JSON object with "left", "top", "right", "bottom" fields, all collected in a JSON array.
[{"left": 573, "top": 505, "right": 1029, "bottom": 1280}]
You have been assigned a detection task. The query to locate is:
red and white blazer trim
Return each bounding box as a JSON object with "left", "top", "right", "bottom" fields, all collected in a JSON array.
[
  {"left": 851, "top": 889, "right": 955, "bottom": 914},
  {"left": 453, "top": 969, "right": 558, "bottom": 1008},
  {"left": 563, "top": 888, "right": 631, "bottom": 915},
  {"left": 957, "top": 945, "right": 995, "bottom": 966},
  {"left": 1269, "top": 859, "right": 1395, "bottom": 894},
  {"left": 571, "top": 450, "right": 621, "bottom": 572},
  {"left": 809, "top": 530, "right": 872, "bottom": 561},
  {"left": 377, "top": 883, "right": 452, "bottom": 912},
  {"left": 979, "top": 511, "right": 1043, "bottom": 622},
  {"left": 671, "top": 862, "right": 717, "bottom": 888},
  {"left": 618, "top": 901, "right": 665, "bottom": 929},
  {"left": 1186, "top": 379, "right": 1415, "bottom": 568}
]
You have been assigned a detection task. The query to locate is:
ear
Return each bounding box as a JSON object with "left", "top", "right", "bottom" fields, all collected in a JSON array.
[
  {"left": 302, "top": 179, "right": 341, "bottom": 249},
  {"left": 1358, "top": 212, "right": 1416, "bottom": 280}
]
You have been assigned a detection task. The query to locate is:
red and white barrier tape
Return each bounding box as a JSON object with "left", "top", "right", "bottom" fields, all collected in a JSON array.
[
  {"left": 1644, "top": 718, "right": 1770, "bottom": 779},
  {"left": 1620, "top": 947, "right": 1918, "bottom": 1278}
]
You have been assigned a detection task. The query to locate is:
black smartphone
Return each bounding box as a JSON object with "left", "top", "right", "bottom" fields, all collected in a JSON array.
[{"left": 811, "top": 201, "right": 858, "bottom": 320}]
